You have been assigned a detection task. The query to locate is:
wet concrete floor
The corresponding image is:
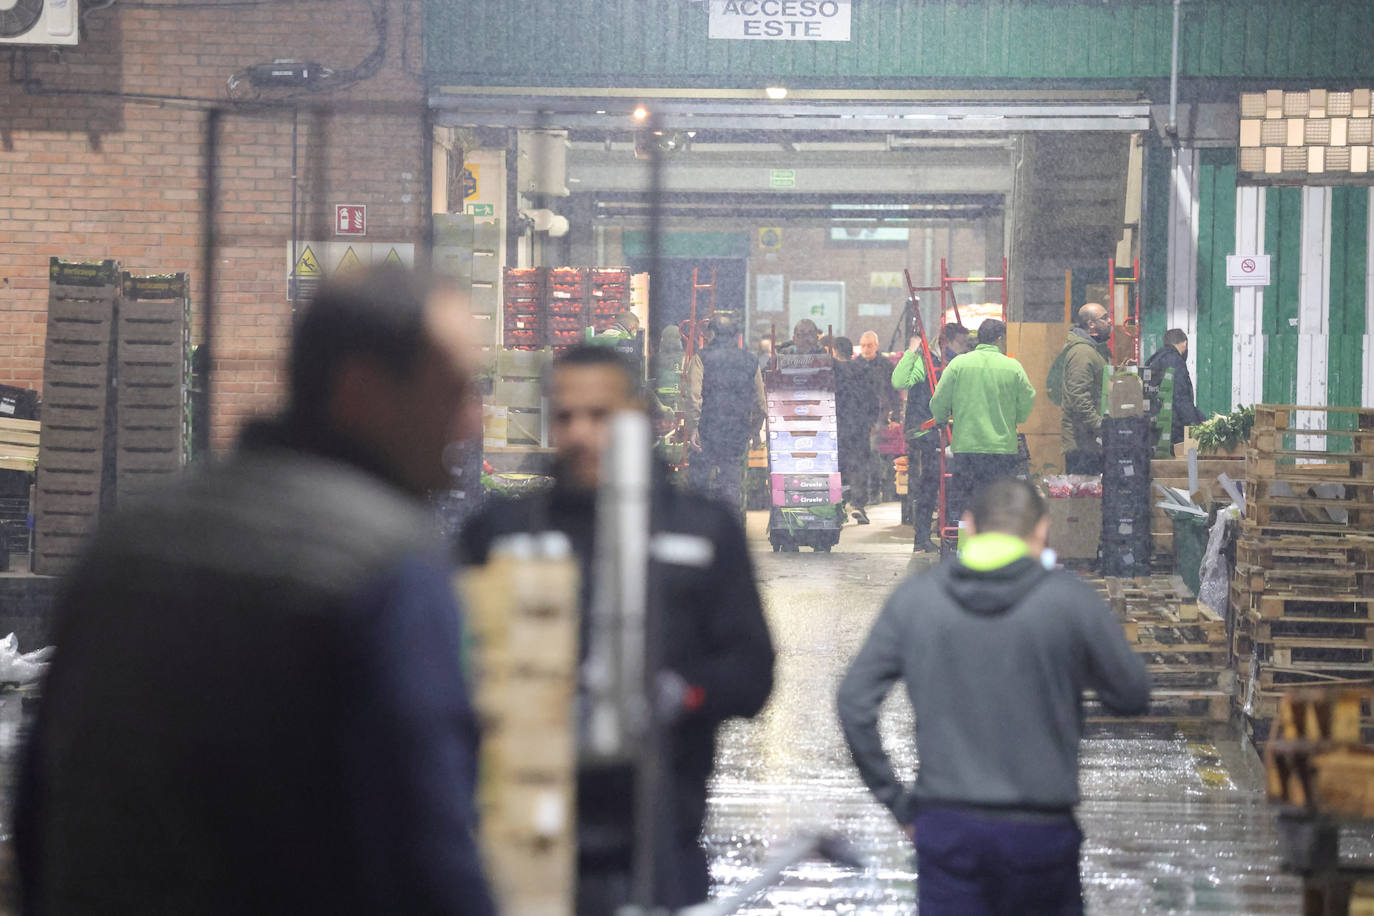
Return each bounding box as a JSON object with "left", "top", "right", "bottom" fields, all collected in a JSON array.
[{"left": 706, "top": 503, "right": 1303, "bottom": 913}]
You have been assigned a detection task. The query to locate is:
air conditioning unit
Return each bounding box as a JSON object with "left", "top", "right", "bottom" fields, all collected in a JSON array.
[{"left": 0, "top": 0, "right": 79, "bottom": 46}]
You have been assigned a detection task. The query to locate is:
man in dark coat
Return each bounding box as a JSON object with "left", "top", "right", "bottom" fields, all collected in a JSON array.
[
  {"left": 1144, "top": 328, "right": 1207, "bottom": 444},
  {"left": 459, "top": 345, "right": 775, "bottom": 914},
  {"left": 833, "top": 336, "right": 879, "bottom": 524},
  {"left": 17, "top": 267, "right": 494, "bottom": 915},
  {"left": 682, "top": 313, "right": 767, "bottom": 516}
]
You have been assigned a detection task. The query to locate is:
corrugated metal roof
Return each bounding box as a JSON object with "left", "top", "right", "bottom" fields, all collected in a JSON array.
[{"left": 426, "top": 0, "right": 1374, "bottom": 87}]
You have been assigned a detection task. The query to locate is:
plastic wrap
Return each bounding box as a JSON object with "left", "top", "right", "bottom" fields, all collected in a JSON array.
[
  {"left": 1197, "top": 509, "right": 1236, "bottom": 618},
  {"left": 1042, "top": 474, "right": 1104, "bottom": 498}
]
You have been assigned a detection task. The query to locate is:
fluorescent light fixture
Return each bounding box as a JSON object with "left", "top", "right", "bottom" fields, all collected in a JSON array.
[{"left": 765, "top": 86, "right": 788, "bottom": 100}]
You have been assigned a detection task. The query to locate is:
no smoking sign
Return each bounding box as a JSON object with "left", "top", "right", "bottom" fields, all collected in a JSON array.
[{"left": 1226, "top": 253, "right": 1270, "bottom": 287}]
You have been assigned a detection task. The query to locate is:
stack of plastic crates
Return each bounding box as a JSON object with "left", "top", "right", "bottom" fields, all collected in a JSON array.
[{"left": 502, "top": 267, "right": 545, "bottom": 349}]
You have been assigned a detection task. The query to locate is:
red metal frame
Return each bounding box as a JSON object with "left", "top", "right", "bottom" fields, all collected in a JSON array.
[
  {"left": 1107, "top": 257, "right": 1142, "bottom": 365},
  {"left": 930, "top": 259, "right": 1009, "bottom": 547}
]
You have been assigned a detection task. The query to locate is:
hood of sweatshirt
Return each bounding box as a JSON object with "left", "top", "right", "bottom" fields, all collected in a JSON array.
[{"left": 939, "top": 533, "right": 1049, "bottom": 615}]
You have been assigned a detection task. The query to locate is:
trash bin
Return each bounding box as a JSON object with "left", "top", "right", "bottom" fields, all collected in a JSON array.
[{"left": 1170, "top": 511, "right": 1209, "bottom": 597}]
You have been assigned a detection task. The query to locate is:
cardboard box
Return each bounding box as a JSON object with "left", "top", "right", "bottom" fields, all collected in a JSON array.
[
  {"left": 768, "top": 430, "right": 837, "bottom": 451},
  {"left": 1107, "top": 372, "right": 1146, "bottom": 418},
  {"left": 1046, "top": 495, "right": 1101, "bottom": 560},
  {"left": 769, "top": 452, "right": 839, "bottom": 474},
  {"left": 483, "top": 405, "right": 508, "bottom": 448},
  {"left": 1006, "top": 322, "right": 1069, "bottom": 437}
]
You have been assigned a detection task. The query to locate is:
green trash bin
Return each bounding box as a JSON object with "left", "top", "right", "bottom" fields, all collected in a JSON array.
[{"left": 1169, "top": 511, "right": 1209, "bottom": 597}]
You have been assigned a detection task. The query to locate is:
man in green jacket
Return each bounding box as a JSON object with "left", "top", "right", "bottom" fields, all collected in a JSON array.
[
  {"left": 892, "top": 323, "right": 970, "bottom": 551},
  {"left": 928, "top": 319, "right": 1036, "bottom": 532},
  {"left": 1057, "top": 303, "right": 1114, "bottom": 475}
]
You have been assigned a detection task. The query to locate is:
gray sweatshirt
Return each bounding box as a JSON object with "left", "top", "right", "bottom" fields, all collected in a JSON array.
[{"left": 836, "top": 556, "right": 1150, "bottom": 822}]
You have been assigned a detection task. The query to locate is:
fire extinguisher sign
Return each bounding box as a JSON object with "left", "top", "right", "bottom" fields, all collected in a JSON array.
[{"left": 335, "top": 205, "right": 366, "bottom": 237}]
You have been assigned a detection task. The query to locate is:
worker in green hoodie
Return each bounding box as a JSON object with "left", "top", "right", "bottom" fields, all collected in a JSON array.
[{"left": 928, "top": 318, "right": 1036, "bottom": 532}]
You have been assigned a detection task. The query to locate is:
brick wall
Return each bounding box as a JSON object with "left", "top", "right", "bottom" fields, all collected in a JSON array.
[{"left": 0, "top": 0, "right": 429, "bottom": 448}]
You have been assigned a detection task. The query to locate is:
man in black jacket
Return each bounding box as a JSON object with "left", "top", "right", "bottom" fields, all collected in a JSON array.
[
  {"left": 17, "top": 266, "right": 494, "bottom": 914},
  {"left": 683, "top": 313, "right": 767, "bottom": 516},
  {"left": 1145, "top": 328, "right": 1207, "bottom": 444},
  {"left": 459, "top": 345, "right": 775, "bottom": 914},
  {"left": 833, "top": 337, "right": 879, "bottom": 524},
  {"left": 837, "top": 477, "right": 1149, "bottom": 915}
]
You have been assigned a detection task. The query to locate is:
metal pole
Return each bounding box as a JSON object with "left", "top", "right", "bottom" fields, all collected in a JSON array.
[
  {"left": 1168, "top": 0, "right": 1182, "bottom": 140},
  {"left": 200, "top": 108, "right": 220, "bottom": 453},
  {"left": 630, "top": 110, "right": 667, "bottom": 912}
]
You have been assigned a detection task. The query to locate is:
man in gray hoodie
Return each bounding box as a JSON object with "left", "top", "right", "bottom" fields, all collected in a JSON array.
[{"left": 836, "top": 477, "right": 1149, "bottom": 915}]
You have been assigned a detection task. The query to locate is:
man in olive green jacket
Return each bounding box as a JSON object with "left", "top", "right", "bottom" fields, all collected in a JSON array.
[
  {"left": 929, "top": 319, "right": 1036, "bottom": 532},
  {"left": 1057, "top": 303, "right": 1114, "bottom": 475}
]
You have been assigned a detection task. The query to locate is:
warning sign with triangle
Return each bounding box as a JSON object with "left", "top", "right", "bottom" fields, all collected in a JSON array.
[
  {"left": 383, "top": 247, "right": 403, "bottom": 266},
  {"left": 337, "top": 246, "right": 364, "bottom": 273},
  {"left": 294, "top": 246, "right": 321, "bottom": 277}
]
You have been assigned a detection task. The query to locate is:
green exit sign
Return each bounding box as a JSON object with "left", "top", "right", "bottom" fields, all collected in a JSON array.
[
  {"left": 465, "top": 203, "right": 495, "bottom": 217},
  {"left": 770, "top": 169, "right": 796, "bottom": 189}
]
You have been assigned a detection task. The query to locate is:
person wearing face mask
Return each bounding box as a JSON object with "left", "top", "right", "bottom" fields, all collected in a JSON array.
[
  {"left": 1054, "top": 303, "right": 1114, "bottom": 476},
  {"left": 1144, "top": 328, "right": 1206, "bottom": 445}
]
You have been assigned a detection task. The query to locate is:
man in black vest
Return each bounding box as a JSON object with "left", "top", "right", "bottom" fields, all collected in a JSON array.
[
  {"left": 684, "top": 313, "right": 767, "bottom": 516},
  {"left": 459, "top": 345, "right": 774, "bottom": 913},
  {"left": 17, "top": 266, "right": 494, "bottom": 914}
]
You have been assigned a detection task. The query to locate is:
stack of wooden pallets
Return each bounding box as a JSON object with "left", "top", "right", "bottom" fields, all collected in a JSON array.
[
  {"left": 1232, "top": 405, "right": 1374, "bottom": 748},
  {"left": 1082, "top": 575, "right": 1231, "bottom": 724}
]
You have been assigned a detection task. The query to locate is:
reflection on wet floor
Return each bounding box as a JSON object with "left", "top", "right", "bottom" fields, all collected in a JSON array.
[{"left": 706, "top": 519, "right": 1302, "bottom": 913}]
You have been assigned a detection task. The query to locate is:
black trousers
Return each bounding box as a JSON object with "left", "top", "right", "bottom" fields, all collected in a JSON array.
[
  {"left": 1064, "top": 449, "right": 1104, "bottom": 476},
  {"left": 909, "top": 434, "right": 941, "bottom": 542},
  {"left": 948, "top": 452, "right": 1022, "bottom": 532},
  {"left": 838, "top": 432, "right": 873, "bottom": 510}
]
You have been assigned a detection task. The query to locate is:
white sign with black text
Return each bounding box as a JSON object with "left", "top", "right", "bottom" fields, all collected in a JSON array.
[
  {"left": 1226, "top": 254, "right": 1271, "bottom": 287},
  {"left": 708, "top": 0, "right": 851, "bottom": 41}
]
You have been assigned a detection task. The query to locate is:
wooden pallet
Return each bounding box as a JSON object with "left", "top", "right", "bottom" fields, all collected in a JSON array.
[
  {"left": 1086, "top": 688, "right": 1231, "bottom": 723},
  {"left": 1258, "top": 664, "right": 1374, "bottom": 690}
]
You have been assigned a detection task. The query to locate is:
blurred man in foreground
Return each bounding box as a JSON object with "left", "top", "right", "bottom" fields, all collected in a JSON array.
[
  {"left": 17, "top": 267, "right": 494, "bottom": 913},
  {"left": 837, "top": 477, "right": 1150, "bottom": 915},
  {"left": 459, "top": 345, "right": 774, "bottom": 913}
]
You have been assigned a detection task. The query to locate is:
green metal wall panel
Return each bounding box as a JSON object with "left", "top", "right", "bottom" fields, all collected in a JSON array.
[
  {"left": 427, "top": 0, "right": 1374, "bottom": 87},
  {"left": 1262, "top": 188, "right": 1302, "bottom": 406},
  {"left": 1194, "top": 149, "right": 1235, "bottom": 416},
  {"left": 1327, "top": 188, "right": 1367, "bottom": 445}
]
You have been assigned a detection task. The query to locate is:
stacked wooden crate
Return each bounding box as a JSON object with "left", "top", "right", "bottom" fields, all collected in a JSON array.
[
  {"left": 33, "top": 260, "right": 119, "bottom": 575},
  {"left": 460, "top": 552, "right": 578, "bottom": 916},
  {"left": 115, "top": 273, "right": 189, "bottom": 505},
  {"left": 1085, "top": 575, "right": 1231, "bottom": 724},
  {"left": 1232, "top": 405, "right": 1374, "bottom": 747}
]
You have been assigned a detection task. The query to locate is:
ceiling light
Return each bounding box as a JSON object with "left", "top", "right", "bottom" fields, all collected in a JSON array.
[
  {"left": 632, "top": 106, "right": 649, "bottom": 121},
  {"left": 765, "top": 86, "right": 788, "bottom": 100}
]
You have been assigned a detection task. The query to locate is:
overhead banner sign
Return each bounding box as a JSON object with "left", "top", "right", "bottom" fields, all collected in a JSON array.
[{"left": 708, "top": 0, "right": 851, "bottom": 41}]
